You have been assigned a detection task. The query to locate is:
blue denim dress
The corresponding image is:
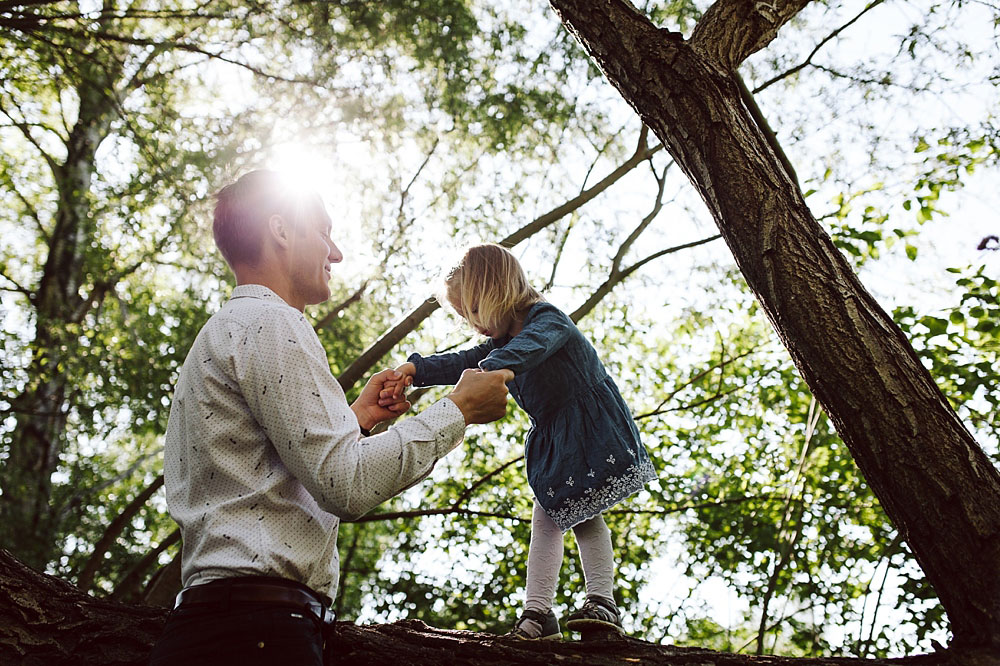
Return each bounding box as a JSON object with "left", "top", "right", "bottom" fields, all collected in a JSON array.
[{"left": 408, "top": 301, "right": 656, "bottom": 531}]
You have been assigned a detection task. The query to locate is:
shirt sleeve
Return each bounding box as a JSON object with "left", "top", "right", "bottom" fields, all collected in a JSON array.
[
  {"left": 478, "top": 305, "right": 574, "bottom": 374},
  {"left": 239, "top": 307, "right": 466, "bottom": 520},
  {"left": 407, "top": 339, "right": 496, "bottom": 387}
]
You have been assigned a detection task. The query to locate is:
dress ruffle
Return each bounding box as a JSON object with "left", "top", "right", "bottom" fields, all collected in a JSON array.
[{"left": 525, "top": 376, "right": 656, "bottom": 532}]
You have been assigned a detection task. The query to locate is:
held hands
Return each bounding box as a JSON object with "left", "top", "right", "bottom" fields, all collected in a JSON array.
[
  {"left": 377, "top": 362, "right": 416, "bottom": 407},
  {"left": 352, "top": 368, "right": 414, "bottom": 433},
  {"left": 448, "top": 368, "right": 515, "bottom": 425},
  {"left": 371, "top": 362, "right": 514, "bottom": 426}
]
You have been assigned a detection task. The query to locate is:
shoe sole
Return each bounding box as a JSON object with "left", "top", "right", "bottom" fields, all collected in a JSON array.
[{"left": 565, "top": 618, "right": 623, "bottom": 634}]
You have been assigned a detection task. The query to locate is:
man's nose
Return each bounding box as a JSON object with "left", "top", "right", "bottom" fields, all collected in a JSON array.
[{"left": 328, "top": 241, "right": 343, "bottom": 263}]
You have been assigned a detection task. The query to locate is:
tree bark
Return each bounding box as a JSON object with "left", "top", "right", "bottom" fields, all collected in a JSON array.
[
  {"left": 547, "top": 0, "right": 1000, "bottom": 651},
  {"left": 0, "top": 549, "right": 165, "bottom": 666},
  {"left": 0, "top": 548, "right": 975, "bottom": 666}
]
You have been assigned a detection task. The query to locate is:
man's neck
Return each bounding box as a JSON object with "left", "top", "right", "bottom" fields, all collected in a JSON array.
[{"left": 233, "top": 265, "right": 304, "bottom": 311}]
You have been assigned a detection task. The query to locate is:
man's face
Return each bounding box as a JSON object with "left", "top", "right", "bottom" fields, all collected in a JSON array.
[{"left": 288, "top": 200, "right": 342, "bottom": 307}]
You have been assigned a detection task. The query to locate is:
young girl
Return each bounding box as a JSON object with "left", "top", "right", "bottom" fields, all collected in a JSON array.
[{"left": 382, "top": 243, "right": 656, "bottom": 639}]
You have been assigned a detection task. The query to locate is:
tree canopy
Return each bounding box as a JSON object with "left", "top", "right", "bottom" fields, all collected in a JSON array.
[{"left": 1, "top": 0, "right": 998, "bottom": 661}]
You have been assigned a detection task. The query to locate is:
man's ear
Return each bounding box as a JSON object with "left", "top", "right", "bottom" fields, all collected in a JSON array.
[{"left": 267, "top": 214, "right": 291, "bottom": 248}]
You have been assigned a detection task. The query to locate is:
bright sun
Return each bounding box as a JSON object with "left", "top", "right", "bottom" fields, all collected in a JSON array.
[
  {"left": 266, "top": 142, "right": 337, "bottom": 194},
  {"left": 262, "top": 138, "right": 380, "bottom": 270}
]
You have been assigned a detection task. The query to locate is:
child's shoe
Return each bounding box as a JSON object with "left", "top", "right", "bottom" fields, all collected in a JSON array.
[
  {"left": 565, "top": 595, "right": 623, "bottom": 635},
  {"left": 507, "top": 608, "right": 562, "bottom": 640}
]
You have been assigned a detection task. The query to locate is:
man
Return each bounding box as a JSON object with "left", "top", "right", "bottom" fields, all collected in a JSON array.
[{"left": 149, "top": 170, "right": 513, "bottom": 665}]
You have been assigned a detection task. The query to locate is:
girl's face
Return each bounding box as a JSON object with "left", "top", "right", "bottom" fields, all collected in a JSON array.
[{"left": 449, "top": 294, "right": 517, "bottom": 339}]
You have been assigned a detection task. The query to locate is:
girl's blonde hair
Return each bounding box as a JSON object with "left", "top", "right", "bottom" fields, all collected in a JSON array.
[{"left": 444, "top": 243, "right": 542, "bottom": 334}]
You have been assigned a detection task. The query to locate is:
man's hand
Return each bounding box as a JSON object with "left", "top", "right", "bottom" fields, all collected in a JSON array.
[
  {"left": 352, "top": 369, "right": 413, "bottom": 432},
  {"left": 447, "top": 368, "right": 515, "bottom": 425},
  {"left": 378, "top": 362, "right": 415, "bottom": 406}
]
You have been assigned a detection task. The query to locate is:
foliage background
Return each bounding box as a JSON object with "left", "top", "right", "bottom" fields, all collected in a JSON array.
[{"left": 0, "top": 0, "right": 997, "bottom": 659}]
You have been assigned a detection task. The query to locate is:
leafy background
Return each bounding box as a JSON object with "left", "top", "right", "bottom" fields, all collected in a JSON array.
[{"left": 1, "top": 0, "right": 997, "bottom": 658}]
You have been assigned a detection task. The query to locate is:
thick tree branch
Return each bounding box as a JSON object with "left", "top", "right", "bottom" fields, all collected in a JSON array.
[
  {"left": 337, "top": 298, "right": 440, "bottom": 391},
  {"left": 550, "top": 0, "right": 1000, "bottom": 648},
  {"left": 2, "top": 544, "right": 962, "bottom": 665},
  {"left": 690, "top": 0, "right": 814, "bottom": 69}
]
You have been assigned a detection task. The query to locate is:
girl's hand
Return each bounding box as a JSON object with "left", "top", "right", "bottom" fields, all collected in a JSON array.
[
  {"left": 353, "top": 368, "right": 414, "bottom": 432},
  {"left": 377, "top": 362, "right": 416, "bottom": 406}
]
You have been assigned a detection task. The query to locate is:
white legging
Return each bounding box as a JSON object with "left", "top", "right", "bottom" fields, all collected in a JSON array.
[{"left": 524, "top": 500, "right": 614, "bottom": 613}]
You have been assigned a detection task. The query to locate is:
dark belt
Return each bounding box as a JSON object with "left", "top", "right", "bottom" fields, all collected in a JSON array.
[{"left": 174, "top": 577, "right": 335, "bottom": 625}]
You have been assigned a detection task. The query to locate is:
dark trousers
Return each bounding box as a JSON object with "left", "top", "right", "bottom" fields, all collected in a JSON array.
[{"left": 149, "top": 602, "right": 324, "bottom": 666}]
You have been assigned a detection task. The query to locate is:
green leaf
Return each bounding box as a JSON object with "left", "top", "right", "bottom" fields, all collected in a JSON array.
[{"left": 921, "top": 316, "right": 949, "bottom": 337}]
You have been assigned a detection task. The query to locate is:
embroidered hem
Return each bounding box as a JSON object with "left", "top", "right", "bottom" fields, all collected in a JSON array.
[{"left": 544, "top": 459, "right": 657, "bottom": 532}]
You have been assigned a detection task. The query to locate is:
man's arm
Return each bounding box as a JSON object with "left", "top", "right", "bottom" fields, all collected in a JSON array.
[{"left": 241, "top": 308, "right": 511, "bottom": 520}]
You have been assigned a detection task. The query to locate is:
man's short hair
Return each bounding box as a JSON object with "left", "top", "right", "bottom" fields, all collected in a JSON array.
[{"left": 212, "top": 170, "right": 299, "bottom": 268}]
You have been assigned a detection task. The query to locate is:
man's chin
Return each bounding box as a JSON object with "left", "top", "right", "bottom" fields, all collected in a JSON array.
[{"left": 307, "top": 288, "right": 331, "bottom": 306}]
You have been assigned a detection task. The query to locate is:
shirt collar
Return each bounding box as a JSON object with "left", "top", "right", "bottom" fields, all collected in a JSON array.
[{"left": 229, "top": 284, "right": 287, "bottom": 304}]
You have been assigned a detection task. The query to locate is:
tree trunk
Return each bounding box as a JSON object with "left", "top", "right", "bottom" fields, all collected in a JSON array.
[
  {"left": 0, "top": 56, "right": 120, "bottom": 568},
  {"left": 547, "top": 0, "right": 1000, "bottom": 651},
  {"left": 0, "top": 548, "right": 972, "bottom": 666}
]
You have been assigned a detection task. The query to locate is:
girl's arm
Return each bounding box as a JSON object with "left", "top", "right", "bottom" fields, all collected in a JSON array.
[
  {"left": 407, "top": 340, "right": 497, "bottom": 386},
  {"left": 478, "top": 304, "right": 573, "bottom": 375}
]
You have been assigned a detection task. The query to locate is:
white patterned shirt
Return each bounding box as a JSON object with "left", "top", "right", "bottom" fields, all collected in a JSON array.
[{"left": 163, "top": 284, "right": 466, "bottom": 600}]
